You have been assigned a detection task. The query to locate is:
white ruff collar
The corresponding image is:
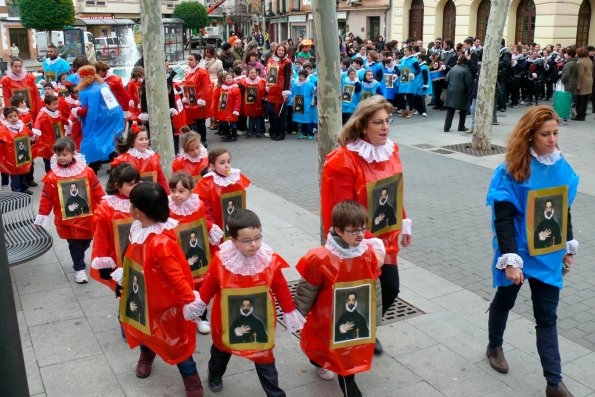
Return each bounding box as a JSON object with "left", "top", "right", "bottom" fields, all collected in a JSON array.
[
  {"left": 182, "top": 146, "right": 207, "bottom": 162},
  {"left": 129, "top": 218, "right": 178, "bottom": 244},
  {"left": 7, "top": 68, "right": 28, "bottom": 81},
  {"left": 65, "top": 96, "right": 80, "bottom": 106},
  {"left": 187, "top": 64, "right": 200, "bottom": 74},
  {"left": 168, "top": 194, "right": 201, "bottom": 216},
  {"left": 2, "top": 119, "right": 24, "bottom": 132},
  {"left": 219, "top": 240, "right": 274, "bottom": 276},
  {"left": 103, "top": 195, "right": 131, "bottom": 213},
  {"left": 245, "top": 76, "right": 262, "bottom": 85},
  {"left": 530, "top": 147, "right": 561, "bottom": 165},
  {"left": 362, "top": 80, "right": 378, "bottom": 88},
  {"left": 44, "top": 57, "right": 61, "bottom": 66},
  {"left": 221, "top": 83, "right": 237, "bottom": 91},
  {"left": 346, "top": 138, "right": 395, "bottom": 163},
  {"left": 204, "top": 168, "right": 241, "bottom": 187},
  {"left": 17, "top": 107, "right": 30, "bottom": 114},
  {"left": 324, "top": 232, "right": 367, "bottom": 259},
  {"left": 41, "top": 107, "right": 61, "bottom": 118},
  {"left": 105, "top": 69, "right": 114, "bottom": 79},
  {"left": 128, "top": 147, "right": 155, "bottom": 160},
  {"left": 50, "top": 153, "right": 87, "bottom": 177}
]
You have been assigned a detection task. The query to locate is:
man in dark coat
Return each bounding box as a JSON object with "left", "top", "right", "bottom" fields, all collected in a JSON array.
[
  {"left": 497, "top": 38, "right": 512, "bottom": 111},
  {"left": 444, "top": 56, "right": 473, "bottom": 132}
]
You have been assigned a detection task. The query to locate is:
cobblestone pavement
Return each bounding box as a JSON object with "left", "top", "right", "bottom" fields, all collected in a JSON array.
[{"left": 219, "top": 108, "right": 595, "bottom": 352}]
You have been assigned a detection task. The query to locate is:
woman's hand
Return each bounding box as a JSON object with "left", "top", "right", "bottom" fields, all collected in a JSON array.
[{"left": 505, "top": 266, "right": 524, "bottom": 285}]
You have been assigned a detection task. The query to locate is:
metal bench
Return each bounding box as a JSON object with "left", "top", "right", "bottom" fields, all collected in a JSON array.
[{"left": 0, "top": 192, "right": 53, "bottom": 267}]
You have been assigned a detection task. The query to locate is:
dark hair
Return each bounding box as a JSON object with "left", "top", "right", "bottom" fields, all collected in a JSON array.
[
  {"left": 566, "top": 47, "right": 576, "bottom": 57},
  {"left": 232, "top": 66, "right": 242, "bottom": 76},
  {"left": 3, "top": 106, "right": 18, "bottom": 118},
  {"left": 106, "top": 162, "right": 141, "bottom": 195},
  {"left": 115, "top": 125, "right": 147, "bottom": 154},
  {"left": 331, "top": 200, "right": 367, "bottom": 231},
  {"left": 129, "top": 182, "right": 170, "bottom": 222},
  {"left": 347, "top": 291, "right": 357, "bottom": 300},
  {"left": 57, "top": 72, "right": 69, "bottom": 82},
  {"left": 168, "top": 171, "right": 194, "bottom": 191},
  {"left": 9, "top": 94, "right": 25, "bottom": 107},
  {"left": 221, "top": 42, "right": 232, "bottom": 51},
  {"left": 189, "top": 52, "right": 201, "bottom": 62},
  {"left": 208, "top": 148, "right": 230, "bottom": 165},
  {"left": 298, "top": 69, "right": 309, "bottom": 78},
  {"left": 352, "top": 57, "right": 364, "bottom": 66},
  {"left": 227, "top": 209, "right": 261, "bottom": 239},
  {"left": 180, "top": 125, "right": 192, "bottom": 134},
  {"left": 341, "top": 58, "right": 351, "bottom": 68},
  {"left": 48, "top": 44, "right": 57, "bottom": 50},
  {"left": 53, "top": 136, "right": 76, "bottom": 154},
  {"left": 44, "top": 94, "right": 58, "bottom": 105},
  {"left": 72, "top": 56, "right": 90, "bottom": 71},
  {"left": 457, "top": 55, "right": 468, "bottom": 65}
]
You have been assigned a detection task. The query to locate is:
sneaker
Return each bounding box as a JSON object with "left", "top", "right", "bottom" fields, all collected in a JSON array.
[
  {"left": 520, "top": 100, "right": 525, "bottom": 105},
  {"left": 421, "top": 112, "right": 427, "bottom": 117},
  {"left": 237, "top": 130, "right": 245, "bottom": 136},
  {"left": 317, "top": 367, "right": 335, "bottom": 381},
  {"left": 0, "top": 185, "right": 11, "bottom": 192},
  {"left": 256, "top": 134, "right": 263, "bottom": 139},
  {"left": 75, "top": 270, "right": 88, "bottom": 284},
  {"left": 208, "top": 376, "right": 223, "bottom": 392},
  {"left": 197, "top": 320, "right": 211, "bottom": 334},
  {"left": 264, "top": 132, "right": 270, "bottom": 138},
  {"left": 412, "top": 110, "right": 419, "bottom": 115},
  {"left": 297, "top": 134, "right": 306, "bottom": 139},
  {"left": 290, "top": 131, "right": 298, "bottom": 135},
  {"left": 307, "top": 135, "right": 314, "bottom": 141}
]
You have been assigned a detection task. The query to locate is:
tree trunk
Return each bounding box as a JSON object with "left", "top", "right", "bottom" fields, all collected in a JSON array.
[
  {"left": 471, "top": 0, "right": 509, "bottom": 151},
  {"left": 312, "top": 0, "right": 341, "bottom": 243},
  {"left": 139, "top": 0, "right": 174, "bottom": 178}
]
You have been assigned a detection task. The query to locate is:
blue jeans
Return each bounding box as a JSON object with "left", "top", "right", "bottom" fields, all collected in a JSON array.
[
  {"left": 300, "top": 123, "right": 314, "bottom": 137},
  {"left": 247, "top": 116, "right": 264, "bottom": 136},
  {"left": 488, "top": 278, "right": 561, "bottom": 385},
  {"left": 10, "top": 174, "right": 27, "bottom": 192},
  {"left": 140, "top": 345, "right": 197, "bottom": 377}
]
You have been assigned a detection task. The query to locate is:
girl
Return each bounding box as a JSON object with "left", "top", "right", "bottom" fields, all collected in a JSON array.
[
  {"left": 241, "top": 67, "right": 267, "bottom": 139},
  {"left": 360, "top": 70, "right": 383, "bottom": 102},
  {"left": 265, "top": 44, "right": 292, "bottom": 141},
  {"left": 90, "top": 162, "right": 140, "bottom": 291},
  {"left": 213, "top": 72, "right": 241, "bottom": 143},
  {"left": 171, "top": 131, "right": 208, "bottom": 182},
  {"left": 112, "top": 124, "right": 170, "bottom": 193},
  {"left": 194, "top": 148, "right": 251, "bottom": 241},
  {"left": 168, "top": 172, "right": 224, "bottom": 334},
  {"left": 34, "top": 137, "right": 105, "bottom": 284},
  {"left": 0, "top": 106, "right": 36, "bottom": 193},
  {"left": 127, "top": 66, "right": 144, "bottom": 121},
  {"left": 341, "top": 68, "right": 362, "bottom": 125},
  {"left": 289, "top": 69, "right": 316, "bottom": 140},
  {"left": 183, "top": 53, "right": 213, "bottom": 146},
  {"left": 244, "top": 52, "right": 266, "bottom": 78},
  {"left": 119, "top": 182, "right": 203, "bottom": 396}
]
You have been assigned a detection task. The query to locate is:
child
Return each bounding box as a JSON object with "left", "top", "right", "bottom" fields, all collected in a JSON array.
[
  {"left": 241, "top": 67, "right": 267, "bottom": 139},
  {"left": 379, "top": 57, "right": 398, "bottom": 107},
  {"left": 127, "top": 66, "right": 144, "bottom": 122},
  {"left": 170, "top": 84, "right": 188, "bottom": 151},
  {"left": 0, "top": 107, "right": 35, "bottom": 193},
  {"left": 214, "top": 72, "right": 241, "bottom": 142},
  {"left": 90, "top": 162, "right": 140, "bottom": 291},
  {"left": 289, "top": 70, "right": 316, "bottom": 140},
  {"left": 416, "top": 54, "right": 432, "bottom": 117},
  {"left": 33, "top": 94, "right": 69, "bottom": 172},
  {"left": 171, "top": 131, "right": 208, "bottom": 182},
  {"left": 10, "top": 94, "right": 32, "bottom": 128},
  {"left": 360, "top": 70, "right": 383, "bottom": 102},
  {"left": 193, "top": 209, "right": 304, "bottom": 394},
  {"left": 118, "top": 182, "right": 203, "bottom": 396},
  {"left": 111, "top": 124, "right": 170, "bottom": 193},
  {"left": 341, "top": 68, "right": 362, "bottom": 125},
  {"left": 34, "top": 137, "right": 105, "bottom": 284},
  {"left": 168, "top": 172, "right": 224, "bottom": 334},
  {"left": 295, "top": 201, "right": 384, "bottom": 397},
  {"left": 194, "top": 148, "right": 251, "bottom": 241}
]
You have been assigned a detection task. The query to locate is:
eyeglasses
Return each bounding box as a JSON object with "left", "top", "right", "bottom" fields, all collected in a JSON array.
[
  {"left": 343, "top": 227, "right": 367, "bottom": 236},
  {"left": 370, "top": 118, "right": 393, "bottom": 126},
  {"left": 235, "top": 235, "right": 263, "bottom": 245}
]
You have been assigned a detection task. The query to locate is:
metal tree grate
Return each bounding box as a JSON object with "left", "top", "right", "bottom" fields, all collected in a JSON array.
[
  {"left": 432, "top": 149, "right": 454, "bottom": 155},
  {"left": 442, "top": 143, "right": 506, "bottom": 157},
  {"left": 275, "top": 280, "right": 424, "bottom": 338}
]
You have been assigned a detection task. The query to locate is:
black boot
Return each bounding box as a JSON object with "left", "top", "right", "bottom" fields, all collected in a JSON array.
[{"left": 223, "top": 128, "right": 237, "bottom": 142}]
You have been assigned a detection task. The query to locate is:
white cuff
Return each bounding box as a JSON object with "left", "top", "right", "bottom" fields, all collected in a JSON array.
[
  {"left": 32, "top": 128, "right": 42, "bottom": 137},
  {"left": 183, "top": 291, "right": 207, "bottom": 321},
  {"left": 34, "top": 214, "right": 50, "bottom": 227},
  {"left": 197, "top": 99, "right": 206, "bottom": 107},
  {"left": 401, "top": 218, "right": 412, "bottom": 235},
  {"left": 138, "top": 113, "right": 149, "bottom": 121},
  {"left": 182, "top": 97, "right": 189, "bottom": 104},
  {"left": 495, "top": 253, "right": 524, "bottom": 270},
  {"left": 91, "top": 257, "right": 117, "bottom": 270},
  {"left": 123, "top": 111, "right": 131, "bottom": 119},
  {"left": 110, "top": 268, "right": 124, "bottom": 286},
  {"left": 71, "top": 107, "right": 81, "bottom": 118},
  {"left": 282, "top": 90, "right": 291, "bottom": 97},
  {"left": 208, "top": 224, "right": 224, "bottom": 245},
  {"left": 409, "top": 73, "right": 415, "bottom": 80},
  {"left": 232, "top": 111, "right": 239, "bottom": 116},
  {"left": 169, "top": 108, "right": 178, "bottom": 116},
  {"left": 365, "top": 237, "right": 385, "bottom": 254},
  {"left": 284, "top": 309, "right": 306, "bottom": 333},
  {"left": 566, "top": 239, "right": 578, "bottom": 255},
  {"left": 128, "top": 100, "right": 135, "bottom": 108}
]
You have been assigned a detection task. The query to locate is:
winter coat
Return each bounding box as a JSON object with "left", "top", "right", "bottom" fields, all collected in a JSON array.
[
  {"left": 561, "top": 58, "right": 578, "bottom": 94},
  {"left": 576, "top": 57, "right": 593, "bottom": 95},
  {"left": 444, "top": 64, "right": 473, "bottom": 110}
]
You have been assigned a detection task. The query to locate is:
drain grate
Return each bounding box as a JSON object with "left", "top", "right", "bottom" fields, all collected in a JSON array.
[
  {"left": 275, "top": 280, "right": 424, "bottom": 338},
  {"left": 413, "top": 143, "right": 435, "bottom": 149},
  {"left": 442, "top": 143, "right": 506, "bottom": 157},
  {"left": 432, "top": 149, "right": 454, "bottom": 155}
]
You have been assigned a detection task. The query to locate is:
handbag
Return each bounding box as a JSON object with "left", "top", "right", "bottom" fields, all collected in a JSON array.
[{"left": 440, "top": 90, "right": 447, "bottom": 103}]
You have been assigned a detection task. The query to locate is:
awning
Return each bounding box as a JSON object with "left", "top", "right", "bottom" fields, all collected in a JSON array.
[
  {"left": 308, "top": 11, "right": 346, "bottom": 21},
  {"left": 74, "top": 18, "right": 135, "bottom": 26},
  {"left": 288, "top": 15, "right": 306, "bottom": 23}
]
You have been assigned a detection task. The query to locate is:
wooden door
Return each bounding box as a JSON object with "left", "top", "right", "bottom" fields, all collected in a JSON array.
[{"left": 409, "top": 0, "right": 424, "bottom": 41}]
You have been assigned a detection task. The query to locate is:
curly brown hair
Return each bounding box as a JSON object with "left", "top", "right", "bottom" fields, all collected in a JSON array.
[
  {"left": 505, "top": 105, "right": 559, "bottom": 182},
  {"left": 338, "top": 96, "right": 394, "bottom": 146}
]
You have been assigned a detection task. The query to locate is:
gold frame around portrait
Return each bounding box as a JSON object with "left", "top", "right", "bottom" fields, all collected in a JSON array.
[
  {"left": 384, "top": 73, "right": 394, "bottom": 89},
  {"left": 11, "top": 87, "right": 32, "bottom": 108},
  {"left": 112, "top": 217, "right": 134, "bottom": 267},
  {"left": 330, "top": 279, "right": 376, "bottom": 350},
  {"left": 119, "top": 258, "right": 151, "bottom": 336},
  {"left": 366, "top": 174, "right": 403, "bottom": 236},
  {"left": 526, "top": 185, "right": 568, "bottom": 256},
  {"left": 342, "top": 84, "right": 354, "bottom": 103},
  {"left": 175, "top": 218, "right": 211, "bottom": 278},
  {"left": 13, "top": 135, "right": 32, "bottom": 167},
  {"left": 220, "top": 190, "right": 246, "bottom": 240},
  {"left": 267, "top": 65, "right": 279, "bottom": 85},
  {"left": 221, "top": 285, "right": 275, "bottom": 351},
  {"left": 58, "top": 177, "right": 93, "bottom": 220},
  {"left": 140, "top": 171, "right": 157, "bottom": 184},
  {"left": 52, "top": 121, "right": 64, "bottom": 140}
]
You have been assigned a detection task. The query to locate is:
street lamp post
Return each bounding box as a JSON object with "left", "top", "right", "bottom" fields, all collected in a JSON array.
[{"left": 222, "top": 12, "right": 228, "bottom": 39}]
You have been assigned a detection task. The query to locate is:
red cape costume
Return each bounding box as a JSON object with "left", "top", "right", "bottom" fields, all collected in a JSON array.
[
  {"left": 240, "top": 76, "right": 267, "bottom": 118},
  {"left": 105, "top": 72, "right": 130, "bottom": 113},
  {"left": 17, "top": 108, "right": 33, "bottom": 128},
  {"left": 0, "top": 120, "right": 34, "bottom": 175},
  {"left": 183, "top": 67, "right": 213, "bottom": 122},
  {"left": 111, "top": 149, "right": 170, "bottom": 194},
  {"left": 126, "top": 78, "right": 142, "bottom": 119},
  {"left": 120, "top": 220, "right": 196, "bottom": 365},
  {"left": 214, "top": 84, "right": 241, "bottom": 123},
  {"left": 32, "top": 107, "right": 68, "bottom": 160},
  {"left": 265, "top": 56, "right": 292, "bottom": 105},
  {"left": 171, "top": 152, "right": 208, "bottom": 183},
  {"left": 171, "top": 94, "right": 188, "bottom": 135},
  {"left": 1, "top": 73, "right": 42, "bottom": 121},
  {"left": 321, "top": 141, "right": 407, "bottom": 265}
]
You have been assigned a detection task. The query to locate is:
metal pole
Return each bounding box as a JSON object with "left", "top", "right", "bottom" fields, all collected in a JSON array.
[{"left": 0, "top": 215, "right": 29, "bottom": 397}]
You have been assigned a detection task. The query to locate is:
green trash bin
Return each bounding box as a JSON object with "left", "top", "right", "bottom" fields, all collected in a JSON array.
[{"left": 553, "top": 90, "right": 572, "bottom": 120}]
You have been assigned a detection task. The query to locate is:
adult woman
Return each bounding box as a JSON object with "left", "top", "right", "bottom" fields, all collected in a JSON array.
[
  {"left": 73, "top": 65, "right": 124, "bottom": 171},
  {"left": 443, "top": 55, "right": 473, "bottom": 132},
  {"left": 486, "top": 106, "right": 578, "bottom": 397},
  {"left": 321, "top": 96, "right": 412, "bottom": 355},
  {"left": 244, "top": 52, "right": 265, "bottom": 78},
  {"left": 573, "top": 47, "right": 593, "bottom": 121},
  {"left": 375, "top": 36, "right": 385, "bottom": 52},
  {"left": 265, "top": 44, "right": 292, "bottom": 141},
  {"left": 1, "top": 58, "right": 42, "bottom": 121},
  {"left": 183, "top": 53, "right": 213, "bottom": 145},
  {"left": 199, "top": 46, "right": 224, "bottom": 81}
]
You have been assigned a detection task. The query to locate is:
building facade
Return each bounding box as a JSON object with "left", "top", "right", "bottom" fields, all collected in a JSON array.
[{"left": 0, "top": 0, "right": 35, "bottom": 61}]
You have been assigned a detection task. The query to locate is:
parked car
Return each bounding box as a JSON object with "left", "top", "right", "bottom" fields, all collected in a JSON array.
[{"left": 95, "top": 37, "right": 129, "bottom": 61}]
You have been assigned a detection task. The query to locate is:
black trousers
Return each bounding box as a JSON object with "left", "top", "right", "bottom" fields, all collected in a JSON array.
[
  {"left": 342, "top": 112, "right": 352, "bottom": 125},
  {"left": 379, "top": 264, "right": 400, "bottom": 316},
  {"left": 208, "top": 344, "right": 285, "bottom": 397},
  {"left": 443, "top": 108, "right": 467, "bottom": 132},
  {"left": 432, "top": 80, "right": 446, "bottom": 109},
  {"left": 310, "top": 360, "right": 361, "bottom": 397},
  {"left": 190, "top": 119, "right": 207, "bottom": 146},
  {"left": 575, "top": 94, "right": 589, "bottom": 120},
  {"left": 67, "top": 239, "right": 92, "bottom": 271}
]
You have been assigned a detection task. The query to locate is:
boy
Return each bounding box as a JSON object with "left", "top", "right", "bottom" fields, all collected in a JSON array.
[
  {"left": 295, "top": 201, "right": 384, "bottom": 397},
  {"left": 193, "top": 209, "right": 304, "bottom": 396},
  {"left": 10, "top": 94, "right": 32, "bottom": 128},
  {"left": 289, "top": 70, "right": 316, "bottom": 140},
  {"left": 33, "top": 94, "right": 69, "bottom": 172}
]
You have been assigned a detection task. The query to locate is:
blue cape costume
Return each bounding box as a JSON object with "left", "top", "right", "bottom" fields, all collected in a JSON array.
[
  {"left": 79, "top": 82, "right": 124, "bottom": 163},
  {"left": 380, "top": 66, "right": 398, "bottom": 100},
  {"left": 42, "top": 58, "right": 71, "bottom": 82},
  {"left": 417, "top": 64, "right": 433, "bottom": 96},
  {"left": 486, "top": 157, "right": 579, "bottom": 288},
  {"left": 341, "top": 76, "right": 362, "bottom": 114},
  {"left": 397, "top": 56, "right": 420, "bottom": 94},
  {"left": 288, "top": 79, "right": 316, "bottom": 124}
]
